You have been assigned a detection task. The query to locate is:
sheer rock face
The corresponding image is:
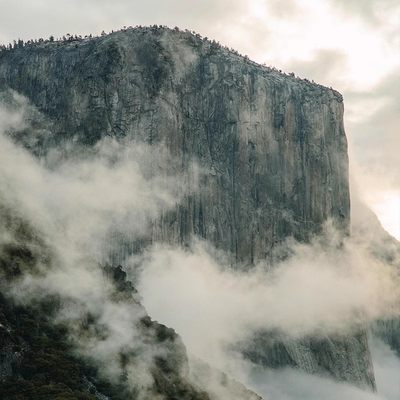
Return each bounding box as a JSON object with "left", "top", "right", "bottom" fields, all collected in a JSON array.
[
  {"left": 0, "top": 27, "right": 350, "bottom": 263},
  {"left": 0, "top": 27, "right": 374, "bottom": 390},
  {"left": 242, "top": 330, "right": 376, "bottom": 390}
]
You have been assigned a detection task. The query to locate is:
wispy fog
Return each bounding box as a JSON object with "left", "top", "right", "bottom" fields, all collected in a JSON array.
[{"left": 0, "top": 94, "right": 199, "bottom": 396}]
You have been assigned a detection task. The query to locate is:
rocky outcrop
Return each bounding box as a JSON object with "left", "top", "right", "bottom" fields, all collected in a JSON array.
[
  {"left": 0, "top": 26, "right": 374, "bottom": 391},
  {"left": 242, "top": 330, "right": 375, "bottom": 389}
]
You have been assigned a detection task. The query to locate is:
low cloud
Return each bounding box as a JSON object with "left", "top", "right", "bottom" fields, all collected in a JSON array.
[
  {"left": 0, "top": 92, "right": 199, "bottom": 264},
  {"left": 137, "top": 231, "right": 400, "bottom": 371},
  {"left": 0, "top": 94, "right": 200, "bottom": 396},
  {"left": 1, "top": 85, "right": 400, "bottom": 399},
  {"left": 245, "top": 337, "right": 400, "bottom": 399}
]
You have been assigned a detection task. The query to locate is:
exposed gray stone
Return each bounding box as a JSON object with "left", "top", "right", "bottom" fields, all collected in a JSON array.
[{"left": 0, "top": 26, "right": 376, "bottom": 391}]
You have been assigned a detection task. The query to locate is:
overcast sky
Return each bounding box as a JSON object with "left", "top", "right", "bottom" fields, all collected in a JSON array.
[{"left": 0, "top": 0, "right": 399, "bottom": 238}]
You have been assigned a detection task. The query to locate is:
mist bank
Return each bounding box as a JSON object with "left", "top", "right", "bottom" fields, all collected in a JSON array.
[{"left": 1, "top": 109, "right": 399, "bottom": 398}]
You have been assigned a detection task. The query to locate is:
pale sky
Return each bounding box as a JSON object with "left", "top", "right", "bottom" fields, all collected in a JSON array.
[{"left": 0, "top": 0, "right": 399, "bottom": 238}]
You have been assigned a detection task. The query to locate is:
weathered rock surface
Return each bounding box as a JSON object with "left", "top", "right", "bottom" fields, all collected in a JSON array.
[
  {"left": 242, "top": 330, "right": 375, "bottom": 389},
  {"left": 0, "top": 26, "right": 376, "bottom": 391},
  {"left": 0, "top": 27, "right": 350, "bottom": 264}
]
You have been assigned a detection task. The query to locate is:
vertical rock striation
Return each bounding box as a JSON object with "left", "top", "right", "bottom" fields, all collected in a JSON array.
[
  {"left": 0, "top": 26, "right": 375, "bottom": 390},
  {"left": 0, "top": 27, "right": 350, "bottom": 262}
]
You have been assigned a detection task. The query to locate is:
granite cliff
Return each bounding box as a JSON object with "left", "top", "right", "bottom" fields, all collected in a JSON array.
[
  {"left": 0, "top": 26, "right": 350, "bottom": 263},
  {"left": 0, "top": 26, "right": 377, "bottom": 394}
]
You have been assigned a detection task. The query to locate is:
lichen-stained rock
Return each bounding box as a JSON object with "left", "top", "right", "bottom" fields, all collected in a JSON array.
[{"left": 0, "top": 26, "right": 373, "bottom": 390}]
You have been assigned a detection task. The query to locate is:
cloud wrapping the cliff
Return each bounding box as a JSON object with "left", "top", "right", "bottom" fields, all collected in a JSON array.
[
  {"left": 137, "top": 233, "right": 400, "bottom": 365},
  {"left": 238, "top": 337, "right": 400, "bottom": 399},
  {"left": 0, "top": 95, "right": 196, "bottom": 263},
  {"left": 1, "top": 92, "right": 400, "bottom": 399},
  {"left": 0, "top": 97, "right": 199, "bottom": 396},
  {"left": 137, "top": 236, "right": 400, "bottom": 399}
]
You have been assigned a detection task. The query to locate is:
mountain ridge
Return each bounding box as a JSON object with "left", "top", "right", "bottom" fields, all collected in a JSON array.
[{"left": 0, "top": 25, "right": 343, "bottom": 100}]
